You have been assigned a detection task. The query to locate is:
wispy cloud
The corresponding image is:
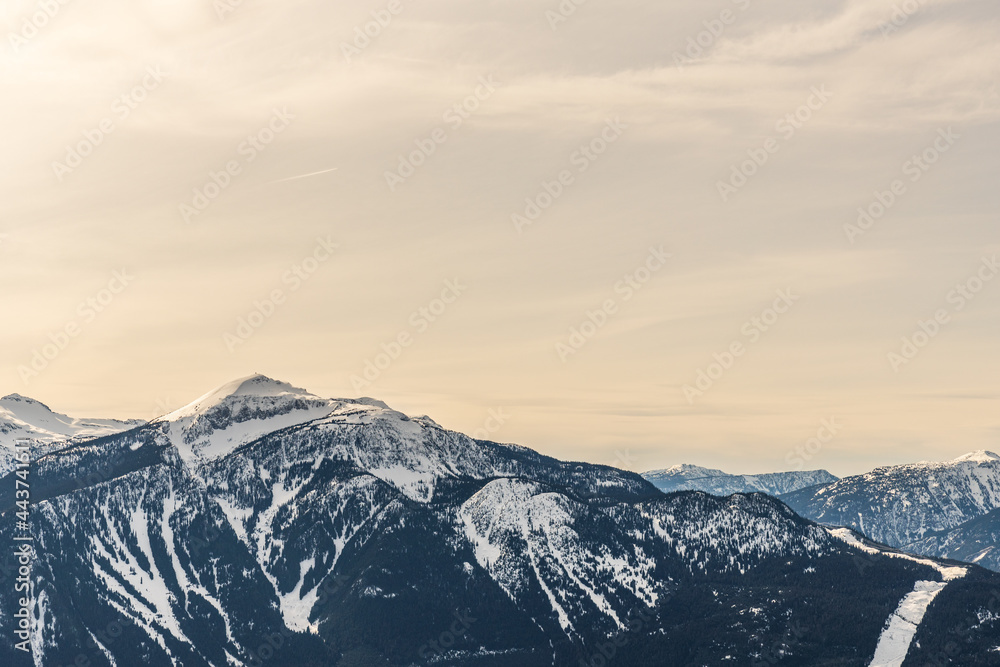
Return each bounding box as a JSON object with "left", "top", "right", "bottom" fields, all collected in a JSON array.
[
  {"left": 1, "top": 0, "right": 997, "bottom": 476},
  {"left": 268, "top": 167, "right": 339, "bottom": 184}
]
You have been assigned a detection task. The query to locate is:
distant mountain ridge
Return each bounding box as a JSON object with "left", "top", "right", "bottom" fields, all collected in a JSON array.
[
  {"left": 0, "top": 393, "right": 142, "bottom": 475},
  {"left": 781, "top": 450, "right": 1000, "bottom": 573},
  {"left": 906, "top": 507, "right": 1000, "bottom": 572},
  {"left": 643, "top": 463, "right": 838, "bottom": 496}
]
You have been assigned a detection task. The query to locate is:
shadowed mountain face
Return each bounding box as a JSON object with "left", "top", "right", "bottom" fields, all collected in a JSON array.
[{"left": 2, "top": 376, "right": 998, "bottom": 666}]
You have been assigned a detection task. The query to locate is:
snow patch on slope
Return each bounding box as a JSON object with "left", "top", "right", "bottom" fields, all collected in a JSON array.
[
  {"left": 868, "top": 580, "right": 953, "bottom": 667},
  {"left": 826, "top": 528, "right": 968, "bottom": 667},
  {"left": 828, "top": 528, "right": 966, "bottom": 581},
  {"left": 160, "top": 490, "right": 235, "bottom": 644},
  {"left": 277, "top": 558, "right": 321, "bottom": 633},
  {"left": 460, "top": 479, "right": 660, "bottom": 638},
  {"left": 88, "top": 503, "right": 189, "bottom": 655}
]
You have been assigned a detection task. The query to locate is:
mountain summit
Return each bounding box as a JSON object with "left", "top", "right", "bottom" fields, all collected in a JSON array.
[
  {"left": 953, "top": 450, "right": 1000, "bottom": 463},
  {"left": 158, "top": 374, "right": 319, "bottom": 421},
  {"left": 155, "top": 374, "right": 341, "bottom": 465},
  {"left": 0, "top": 392, "right": 141, "bottom": 473},
  {"left": 0, "top": 392, "right": 139, "bottom": 440}
]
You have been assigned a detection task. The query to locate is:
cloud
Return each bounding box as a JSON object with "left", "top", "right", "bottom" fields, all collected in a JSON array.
[{"left": 1, "top": 0, "right": 998, "bottom": 476}]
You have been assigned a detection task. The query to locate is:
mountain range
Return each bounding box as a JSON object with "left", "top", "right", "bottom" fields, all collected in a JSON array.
[
  {"left": 780, "top": 450, "right": 1000, "bottom": 574},
  {"left": 642, "top": 464, "right": 838, "bottom": 497},
  {"left": 0, "top": 393, "right": 141, "bottom": 475},
  {"left": 642, "top": 453, "right": 1000, "bottom": 576},
  {"left": 1, "top": 375, "right": 998, "bottom": 666}
]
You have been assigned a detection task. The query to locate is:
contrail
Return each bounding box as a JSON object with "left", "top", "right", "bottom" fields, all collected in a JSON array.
[{"left": 269, "top": 167, "right": 339, "bottom": 184}]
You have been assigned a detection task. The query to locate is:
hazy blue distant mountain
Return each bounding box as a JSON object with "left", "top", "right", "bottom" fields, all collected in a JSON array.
[
  {"left": 643, "top": 463, "right": 838, "bottom": 496},
  {"left": 1, "top": 376, "right": 997, "bottom": 666}
]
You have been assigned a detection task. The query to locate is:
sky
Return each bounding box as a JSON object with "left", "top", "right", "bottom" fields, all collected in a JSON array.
[{"left": 1, "top": 0, "right": 998, "bottom": 477}]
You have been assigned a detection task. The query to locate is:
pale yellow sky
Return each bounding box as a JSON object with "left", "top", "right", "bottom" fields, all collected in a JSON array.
[{"left": 1, "top": 0, "right": 998, "bottom": 477}]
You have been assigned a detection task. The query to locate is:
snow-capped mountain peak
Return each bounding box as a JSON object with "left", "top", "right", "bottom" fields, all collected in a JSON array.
[
  {"left": 353, "top": 396, "right": 391, "bottom": 410},
  {"left": 1, "top": 392, "right": 41, "bottom": 405},
  {"left": 156, "top": 374, "right": 340, "bottom": 465},
  {"left": 953, "top": 450, "right": 1000, "bottom": 464},
  {"left": 1, "top": 393, "right": 77, "bottom": 433},
  {"left": 660, "top": 463, "right": 721, "bottom": 476},
  {"left": 0, "top": 393, "right": 143, "bottom": 474},
  {"left": 158, "top": 374, "right": 319, "bottom": 421},
  {"left": 0, "top": 393, "right": 141, "bottom": 445}
]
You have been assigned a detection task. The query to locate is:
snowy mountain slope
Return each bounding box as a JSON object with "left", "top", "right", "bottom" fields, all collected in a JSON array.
[
  {"left": 1, "top": 376, "right": 999, "bottom": 666},
  {"left": 0, "top": 393, "right": 142, "bottom": 475},
  {"left": 643, "top": 463, "right": 838, "bottom": 496},
  {"left": 27, "top": 463, "right": 331, "bottom": 666},
  {"left": 781, "top": 451, "right": 1000, "bottom": 550},
  {"left": 826, "top": 528, "right": 968, "bottom": 667}
]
